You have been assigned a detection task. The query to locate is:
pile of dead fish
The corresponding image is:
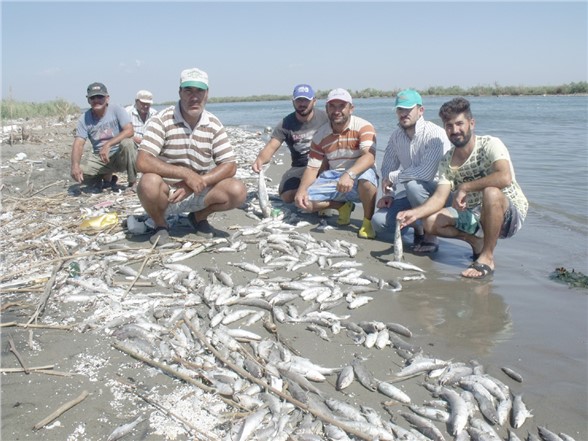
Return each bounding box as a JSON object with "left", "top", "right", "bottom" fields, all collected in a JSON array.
[{"left": 1, "top": 126, "right": 578, "bottom": 440}]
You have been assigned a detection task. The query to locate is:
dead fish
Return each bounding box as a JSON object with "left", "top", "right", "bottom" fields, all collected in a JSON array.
[
  {"left": 386, "top": 322, "right": 413, "bottom": 338},
  {"left": 336, "top": 364, "right": 355, "bottom": 391},
  {"left": 393, "top": 221, "right": 403, "bottom": 262},
  {"left": 439, "top": 388, "right": 469, "bottom": 436},
  {"left": 107, "top": 415, "right": 145, "bottom": 441},
  {"left": 258, "top": 165, "right": 272, "bottom": 218},
  {"left": 377, "top": 381, "right": 411, "bottom": 404},
  {"left": 511, "top": 394, "right": 533, "bottom": 429},
  {"left": 501, "top": 366, "right": 524, "bottom": 383},
  {"left": 386, "top": 260, "right": 426, "bottom": 272},
  {"left": 352, "top": 358, "right": 377, "bottom": 392}
]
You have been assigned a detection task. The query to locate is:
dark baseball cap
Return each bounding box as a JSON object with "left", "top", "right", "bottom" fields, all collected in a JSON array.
[{"left": 86, "top": 82, "right": 108, "bottom": 98}]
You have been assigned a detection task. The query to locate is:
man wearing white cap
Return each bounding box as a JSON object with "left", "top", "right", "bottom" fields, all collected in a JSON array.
[
  {"left": 252, "top": 84, "right": 328, "bottom": 203},
  {"left": 126, "top": 90, "right": 157, "bottom": 147},
  {"left": 294, "top": 88, "right": 379, "bottom": 239},
  {"left": 372, "top": 89, "right": 451, "bottom": 253},
  {"left": 136, "top": 68, "right": 247, "bottom": 246}
]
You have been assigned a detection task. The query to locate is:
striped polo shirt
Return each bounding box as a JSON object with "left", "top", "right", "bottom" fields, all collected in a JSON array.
[
  {"left": 139, "top": 104, "right": 236, "bottom": 182},
  {"left": 308, "top": 115, "right": 376, "bottom": 171}
]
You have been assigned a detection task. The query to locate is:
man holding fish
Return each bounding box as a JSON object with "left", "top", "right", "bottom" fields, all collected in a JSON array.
[
  {"left": 373, "top": 89, "right": 452, "bottom": 253},
  {"left": 397, "top": 97, "right": 528, "bottom": 279},
  {"left": 294, "top": 88, "right": 379, "bottom": 239},
  {"left": 252, "top": 84, "right": 328, "bottom": 203}
]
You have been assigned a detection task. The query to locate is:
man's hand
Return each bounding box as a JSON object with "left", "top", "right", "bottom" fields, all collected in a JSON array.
[
  {"left": 382, "top": 178, "right": 394, "bottom": 194},
  {"left": 453, "top": 186, "right": 468, "bottom": 211},
  {"left": 184, "top": 172, "right": 207, "bottom": 195},
  {"left": 71, "top": 164, "right": 84, "bottom": 183},
  {"left": 397, "top": 209, "right": 417, "bottom": 229},
  {"left": 251, "top": 158, "right": 263, "bottom": 174},
  {"left": 294, "top": 191, "right": 310, "bottom": 211},
  {"left": 377, "top": 195, "right": 393, "bottom": 209},
  {"left": 337, "top": 173, "right": 354, "bottom": 193},
  {"left": 168, "top": 182, "right": 193, "bottom": 204},
  {"left": 99, "top": 144, "right": 112, "bottom": 163}
]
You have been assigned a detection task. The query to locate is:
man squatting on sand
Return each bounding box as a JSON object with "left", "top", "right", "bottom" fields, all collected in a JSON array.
[
  {"left": 252, "top": 84, "right": 328, "bottom": 203},
  {"left": 294, "top": 88, "right": 379, "bottom": 239},
  {"left": 397, "top": 97, "right": 528, "bottom": 279},
  {"left": 136, "top": 67, "right": 247, "bottom": 246},
  {"left": 70, "top": 82, "right": 137, "bottom": 191},
  {"left": 372, "top": 89, "right": 451, "bottom": 252}
]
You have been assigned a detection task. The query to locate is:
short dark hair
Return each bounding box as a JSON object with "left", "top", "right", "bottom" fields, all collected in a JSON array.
[{"left": 439, "top": 97, "right": 473, "bottom": 122}]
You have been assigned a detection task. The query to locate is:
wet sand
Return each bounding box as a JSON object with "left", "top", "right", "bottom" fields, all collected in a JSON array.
[{"left": 1, "top": 118, "right": 586, "bottom": 440}]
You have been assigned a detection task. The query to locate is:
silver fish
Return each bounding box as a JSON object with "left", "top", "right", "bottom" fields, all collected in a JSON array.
[
  {"left": 258, "top": 165, "right": 272, "bottom": 218},
  {"left": 501, "top": 366, "right": 524, "bottom": 383},
  {"left": 440, "top": 387, "right": 469, "bottom": 436},
  {"left": 336, "top": 364, "right": 355, "bottom": 391},
  {"left": 377, "top": 381, "right": 411, "bottom": 404},
  {"left": 106, "top": 415, "right": 145, "bottom": 441},
  {"left": 393, "top": 221, "right": 403, "bottom": 262},
  {"left": 386, "top": 260, "right": 426, "bottom": 272},
  {"left": 511, "top": 394, "right": 533, "bottom": 429}
]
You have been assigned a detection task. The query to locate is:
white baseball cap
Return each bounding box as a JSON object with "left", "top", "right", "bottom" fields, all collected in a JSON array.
[
  {"left": 180, "top": 68, "right": 209, "bottom": 90},
  {"left": 326, "top": 88, "right": 352, "bottom": 104},
  {"left": 136, "top": 90, "right": 153, "bottom": 104}
]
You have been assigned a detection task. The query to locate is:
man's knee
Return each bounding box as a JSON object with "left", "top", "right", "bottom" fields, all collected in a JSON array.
[{"left": 405, "top": 180, "right": 433, "bottom": 206}]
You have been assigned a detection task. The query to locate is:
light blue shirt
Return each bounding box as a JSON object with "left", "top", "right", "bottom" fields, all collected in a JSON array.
[{"left": 76, "top": 104, "right": 131, "bottom": 154}]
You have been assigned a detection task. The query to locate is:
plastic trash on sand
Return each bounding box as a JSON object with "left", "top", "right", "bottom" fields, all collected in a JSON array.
[{"left": 79, "top": 212, "right": 119, "bottom": 231}]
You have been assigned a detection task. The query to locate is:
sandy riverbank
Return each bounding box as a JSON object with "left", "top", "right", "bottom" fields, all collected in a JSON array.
[{"left": 0, "top": 117, "right": 586, "bottom": 440}]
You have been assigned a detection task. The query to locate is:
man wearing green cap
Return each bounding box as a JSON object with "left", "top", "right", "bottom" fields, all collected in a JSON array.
[
  {"left": 372, "top": 89, "right": 451, "bottom": 252},
  {"left": 136, "top": 68, "right": 247, "bottom": 246}
]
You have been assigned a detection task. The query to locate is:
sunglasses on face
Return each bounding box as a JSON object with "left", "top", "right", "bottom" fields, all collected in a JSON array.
[{"left": 89, "top": 95, "right": 105, "bottom": 101}]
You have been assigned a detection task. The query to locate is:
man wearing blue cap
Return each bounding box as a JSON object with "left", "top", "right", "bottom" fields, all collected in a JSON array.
[
  {"left": 252, "top": 84, "right": 328, "bottom": 203},
  {"left": 372, "top": 89, "right": 451, "bottom": 252}
]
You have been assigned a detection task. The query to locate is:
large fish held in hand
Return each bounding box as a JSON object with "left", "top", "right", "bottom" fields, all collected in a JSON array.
[
  {"left": 393, "top": 221, "right": 403, "bottom": 262},
  {"left": 258, "top": 165, "right": 272, "bottom": 218},
  {"left": 386, "top": 221, "right": 426, "bottom": 272}
]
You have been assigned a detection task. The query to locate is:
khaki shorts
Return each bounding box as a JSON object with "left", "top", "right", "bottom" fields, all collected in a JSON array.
[
  {"left": 279, "top": 166, "right": 306, "bottom": 195},
  {"left": 83, "top": 138, "right": 137, "bottom": 183}
]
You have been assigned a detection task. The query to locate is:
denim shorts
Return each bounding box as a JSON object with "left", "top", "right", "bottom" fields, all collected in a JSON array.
[
  {"left": 307, "top": 168, "right": 378, "bottom": 202},
  {"left": 447, "top": 199, "right": 523, "bottom": 238}
]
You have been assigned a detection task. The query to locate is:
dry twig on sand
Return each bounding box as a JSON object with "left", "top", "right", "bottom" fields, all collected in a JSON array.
[{"left": 33, "top": 390, "right": 89, "bottom": 431}]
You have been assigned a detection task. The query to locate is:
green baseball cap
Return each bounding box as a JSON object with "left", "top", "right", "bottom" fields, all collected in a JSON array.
[{"left": 395, "top": 89, "right": 422, "bottom": 109}]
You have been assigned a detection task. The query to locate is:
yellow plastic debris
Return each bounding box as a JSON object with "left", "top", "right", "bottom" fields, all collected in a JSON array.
[{"left": 79, "top": 212, "right": 119, "bottom": 231}]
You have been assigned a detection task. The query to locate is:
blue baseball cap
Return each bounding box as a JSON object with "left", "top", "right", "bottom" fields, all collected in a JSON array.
[
  {"left": 292, "top": 84, "right": 315, "bottom": 100},
  {"left": 395, "top": 89, "right": 422, "bottom": 109}
]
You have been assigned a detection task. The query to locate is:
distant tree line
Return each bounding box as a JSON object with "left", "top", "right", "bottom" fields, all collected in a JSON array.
[{"left": 2, "top": 81, "right": 586, "bottom": 119}]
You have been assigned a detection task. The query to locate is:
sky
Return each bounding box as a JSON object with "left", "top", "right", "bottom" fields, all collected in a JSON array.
[{"left": 2, "top": 1, "right": 587, "bottom": 107}]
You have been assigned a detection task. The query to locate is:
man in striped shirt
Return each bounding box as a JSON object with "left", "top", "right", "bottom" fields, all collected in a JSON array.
[
  {"left": 372, "top": 89, "right": 451, "bottom": 253},
  {"left": 294, "top": 88, "right": 379, "bottom": 239},
  {"left": 136, "top": 68, "right": 247, "bottom": 245}
]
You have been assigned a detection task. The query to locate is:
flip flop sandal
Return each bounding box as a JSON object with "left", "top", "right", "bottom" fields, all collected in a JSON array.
[{"left": 462, "top": 262, "right": 494, "bottom": 280}]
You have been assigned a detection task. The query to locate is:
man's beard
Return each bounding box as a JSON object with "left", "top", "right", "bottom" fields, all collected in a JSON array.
[{"left": 451, "top": 130, "right": 472, "bottom": 148}]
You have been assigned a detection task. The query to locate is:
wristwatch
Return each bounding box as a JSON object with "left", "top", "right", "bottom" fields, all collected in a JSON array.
[{"left": 345, "top": 170, "right": 357, "bottom": 180}]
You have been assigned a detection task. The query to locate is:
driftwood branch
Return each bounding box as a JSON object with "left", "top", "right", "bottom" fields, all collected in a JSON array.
[
  {"left": 121, "top": 237, "right": 159, "bottom": 300},
  {"left": 7, "top": 335, "right": 30, "bottom": 374},
  {"left": 27, "top": 262, "right": 63, "bottom": 325},
  {"left": 111, "top": 341, "right": 246, "bottom": 412},
  {"left": 33, "top": 390, "right": 89, "bottom": 430}
]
